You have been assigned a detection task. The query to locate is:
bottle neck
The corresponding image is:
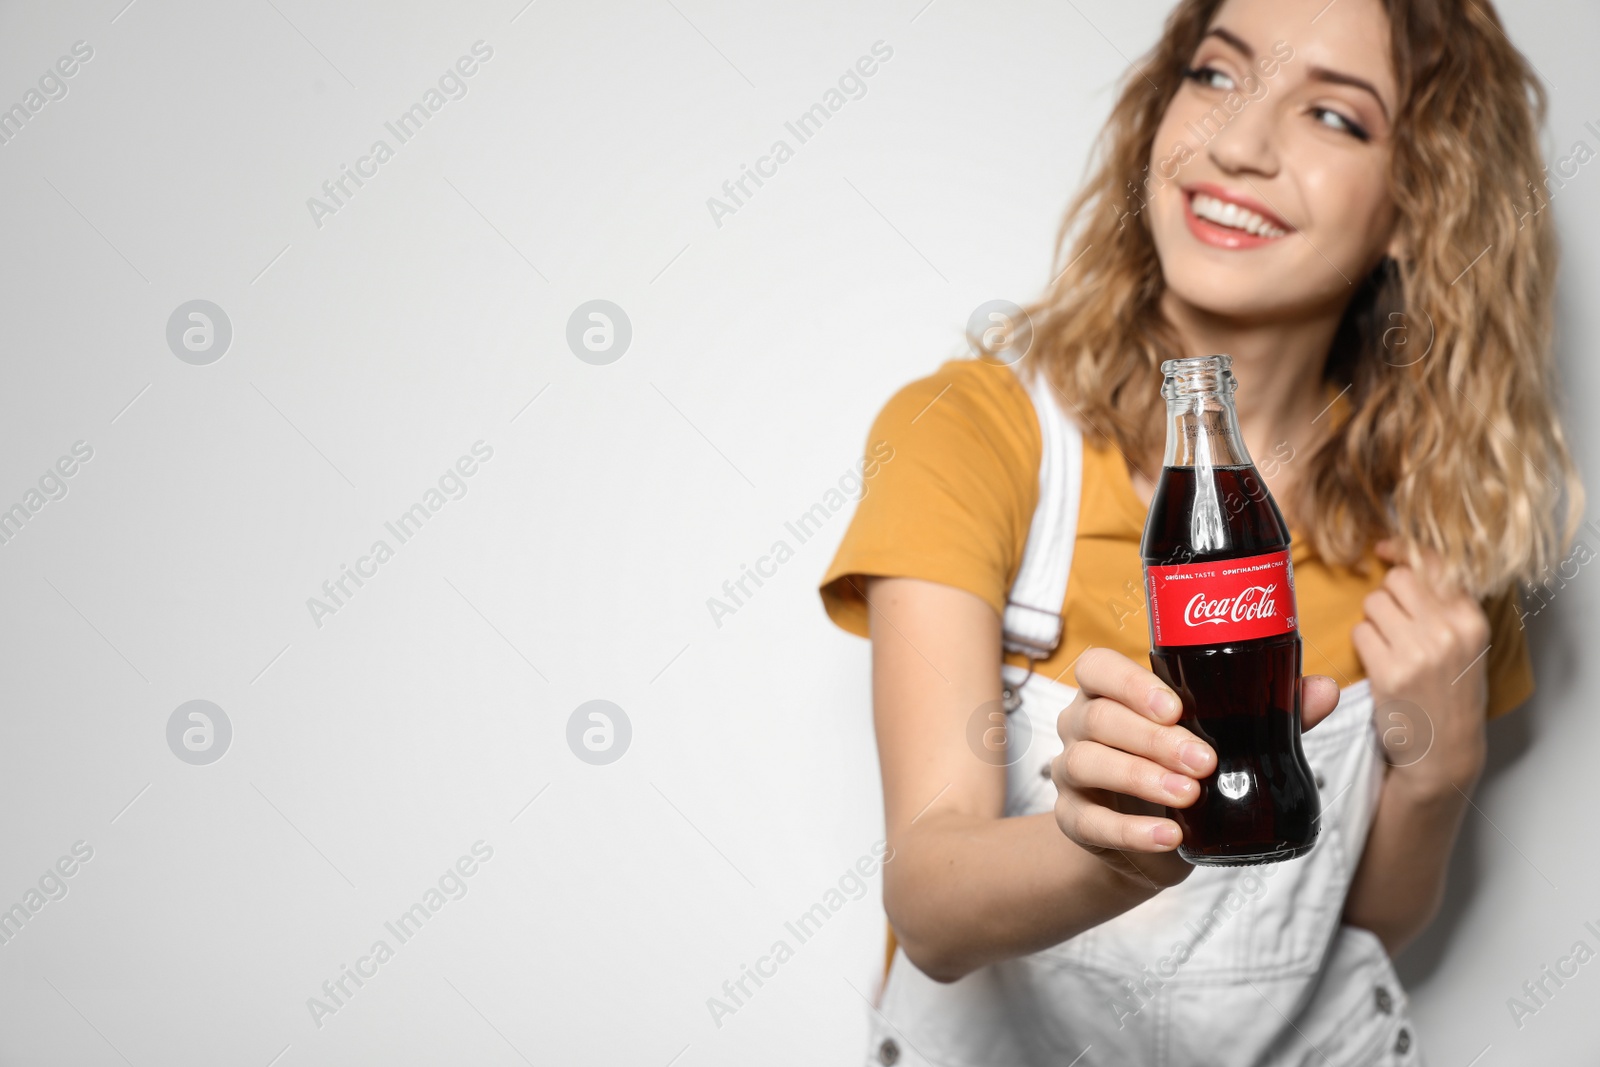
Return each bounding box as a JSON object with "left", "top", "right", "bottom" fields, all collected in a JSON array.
[
  {"left": 1162, "top": 394, "right": 1252, "bottom": 468},
  {"left": 1156, "top": 356, "right": 1260, "bottom": 557},
  {"left": 1160, "top": 355, "right": 1252, "bottom": 469}
]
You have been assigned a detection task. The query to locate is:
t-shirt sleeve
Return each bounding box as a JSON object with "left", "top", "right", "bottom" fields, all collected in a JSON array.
[
  {"left": 1483, "top": 585, "right": 1534, "bottom": 720},
  {"left": 818, "top": 359, "right": 1041, "bottom": 638}
]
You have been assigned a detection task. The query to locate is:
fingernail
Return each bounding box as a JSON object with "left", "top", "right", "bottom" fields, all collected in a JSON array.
[
  {"left": 1179, "top": 742, "right": 1211, "bottom": 773},
  {"left": 1162, "top": 773, "right": 1194, "bottom": 798},
  {"left": 1153, "top": 823, "right": 1181, "bottom": 846}
]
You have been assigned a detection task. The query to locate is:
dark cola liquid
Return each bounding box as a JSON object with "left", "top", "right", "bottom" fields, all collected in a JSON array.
[{"left": 1142, "top": 465, "right": 1320, "bottom": 865}]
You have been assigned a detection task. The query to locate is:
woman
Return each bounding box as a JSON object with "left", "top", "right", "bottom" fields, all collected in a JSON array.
[{"left": 818, "top": 0, "right": 1583, "bottom": 1063}]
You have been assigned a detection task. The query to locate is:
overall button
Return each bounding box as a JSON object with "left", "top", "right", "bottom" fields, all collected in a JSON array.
[
  {"left": 1394, "top": 1027, "right": 1411, "bottom": 1055},
  {"left": 1314, "top": 770, "right": 1326, "bottom": 789},
  {"left": 1374, "top": 985, "right": 1393, "bottom": 1014},
  {"left": 1040, "top": 762, "right": 1052, "bottom": 780},
  {"left": 878, "top": 1037, "right": 901, "bottom": 1065}
]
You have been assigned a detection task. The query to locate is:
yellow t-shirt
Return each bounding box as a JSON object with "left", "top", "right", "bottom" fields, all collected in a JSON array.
[{"left": 820, "top": 357, "right": 1533, "bottom": 718}]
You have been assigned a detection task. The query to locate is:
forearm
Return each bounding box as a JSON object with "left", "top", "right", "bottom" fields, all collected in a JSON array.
[
  {"left": 1341, "top": 767, "right": 1476, "bottom": 955},
  {"left": 885, "top": 810, "right": 1160, "bottom": 982}
]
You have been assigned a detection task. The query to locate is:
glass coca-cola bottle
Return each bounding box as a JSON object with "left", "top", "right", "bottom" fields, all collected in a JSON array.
[{"left": 1140, "top": 354, "right": 1321, "bottom": 865}]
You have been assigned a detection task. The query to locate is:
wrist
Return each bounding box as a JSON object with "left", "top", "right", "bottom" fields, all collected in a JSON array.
[
  {"left": 1090, "top": 845, "right": 1192, "bottom": 898},
  {"left": 1382, "top": 705, "right": 1487, "bottom": 799},
  {"left": 1389, "top": 753, "right": 1482, "bottom": 805}
]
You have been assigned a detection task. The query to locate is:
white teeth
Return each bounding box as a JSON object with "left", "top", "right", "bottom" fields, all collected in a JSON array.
[{"left": 1190, "top": 193, "right": 1287, "bottom": 238}]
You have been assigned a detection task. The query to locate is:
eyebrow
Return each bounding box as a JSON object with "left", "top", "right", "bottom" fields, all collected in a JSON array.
[
  {"left": 1306, "top": 65, "right": 1391, "bottom": 122},
  {"left": 1200, "top": 27, "right": 1391, "bottom": 123},
  {"left": 1203, "top": 27, "right": 1255, "bottom": 57}
]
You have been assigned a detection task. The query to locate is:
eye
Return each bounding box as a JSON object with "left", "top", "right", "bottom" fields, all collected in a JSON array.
[
  {"left": 1182, "top": 65, "right": 1236, "bottom": 92},
  {"left": 1311, "top": 106, "right": 1370, "bottom": 142}
]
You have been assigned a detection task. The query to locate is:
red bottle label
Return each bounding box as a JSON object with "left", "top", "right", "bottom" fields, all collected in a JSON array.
[{"left": 1145, "top": 548, "right": 1297, "bottom": 647}]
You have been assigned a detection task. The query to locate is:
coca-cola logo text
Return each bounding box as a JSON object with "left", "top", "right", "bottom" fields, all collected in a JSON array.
[
  {"left": 1183, "top": 584, "right": 1279, "bottom": 628},
  {"left": 1144, "top": 548, "right": 1297, "bottom": 647}
]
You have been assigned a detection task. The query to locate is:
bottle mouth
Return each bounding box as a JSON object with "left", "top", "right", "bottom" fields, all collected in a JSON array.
[{"left": 1161, "top": 354, "right": 1236, "bottom": 400}]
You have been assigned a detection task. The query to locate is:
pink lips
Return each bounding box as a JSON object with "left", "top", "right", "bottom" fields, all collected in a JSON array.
[{"left": 1181, "top": 183, "right": 1295, "bottom": 251}]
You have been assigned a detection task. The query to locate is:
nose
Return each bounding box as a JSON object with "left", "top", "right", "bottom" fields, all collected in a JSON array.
[{"left": 1204, "top": 92, "right": 1281, "bottom": 179}]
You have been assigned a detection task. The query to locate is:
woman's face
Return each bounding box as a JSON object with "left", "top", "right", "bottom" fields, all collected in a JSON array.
[{"left": 1146, "top": 0, "right": 1402, "bottom": 322}]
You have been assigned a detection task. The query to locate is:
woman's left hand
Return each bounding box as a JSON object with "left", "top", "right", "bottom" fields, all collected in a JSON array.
[{"left": 1350, "top": 539, "right": 1491, "bottom": 796}]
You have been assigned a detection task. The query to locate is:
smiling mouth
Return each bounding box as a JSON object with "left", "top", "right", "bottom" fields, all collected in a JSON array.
[{"left": 1186, "top": 190, "right": 1291, "bottom": 239}]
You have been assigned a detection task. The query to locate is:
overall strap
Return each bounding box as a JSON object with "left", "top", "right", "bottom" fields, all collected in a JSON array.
[{"left": 1001, "top": 365, "right": 1084, "bottom": 661}]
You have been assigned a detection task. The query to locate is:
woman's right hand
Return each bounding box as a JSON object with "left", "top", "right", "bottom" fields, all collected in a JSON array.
[
  {"left": 1050, "top": 647, "right": 1208, "bottom": 889},
  {"left": 1051, "top": 647, "right": 1341, "bottom": 890}
]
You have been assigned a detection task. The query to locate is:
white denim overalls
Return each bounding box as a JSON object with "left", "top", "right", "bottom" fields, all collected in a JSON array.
[{"left": 864, "top": 365, "right": 1423, "bottom": 1067}]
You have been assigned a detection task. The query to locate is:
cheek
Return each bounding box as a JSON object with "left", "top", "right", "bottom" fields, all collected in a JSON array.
[
  {"left": 1145, "top": 114, "right": 1198, "bottom": 224},
  {"left": 1150, "top": 102, "right": 1204, "bottom": 180},
  {"left": 1301, "top": 162, "right": 1395, "bottom": 254}
]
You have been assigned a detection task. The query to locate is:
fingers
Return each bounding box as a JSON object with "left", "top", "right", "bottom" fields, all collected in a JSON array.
[
  {"left": 1376, "top": 538, "right": 1464, "bottom": 604},
  {"left": 1379, "top": 563, "right": 1431, "bottom": 618},
  {"left": 1075, "top": 646, "right": 1183, "bottom": 724},
  {"left": 1301, "top": 674, "right": 1341, "bottom": 731},
  {"left": 1448, "top": 600, "right": 1492, "bottom": 650},
  {"left": 1369, "top": 543, "right": 1433, "bottom": 585},
  {"left": 1366, "top": 544, "right": 1491, "bottom": 656},
  {"left": 1074, "top": 695, "right": 1214, "bottom": 777},
  {"left": 1382, "top": 559, "right": 1476, "bottom": 639},
  {"left": 1053, "top": 675, "right": 1206, "bottom": 856},
  {"left": 1351, "top": 618, "right": 1387, "bottom": 668},
  {"left": 1061, "top": 740, "right": 1201, "bottom": 808},
  {"left": 1361, "top": 588, "right": 1410, "bottom": 639},
  {"left": 1057, "top": 790, "right": 1183, "bottom": 852}
]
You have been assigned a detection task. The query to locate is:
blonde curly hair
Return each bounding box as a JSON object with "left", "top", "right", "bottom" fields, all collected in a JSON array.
[{"left": 997, "top": 0, "right": 1582, "bottom": 598}]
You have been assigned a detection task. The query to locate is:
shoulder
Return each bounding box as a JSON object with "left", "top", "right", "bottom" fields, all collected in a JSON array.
[
  {"left": 817, "top": 358, "right": 1045, "bottom": 635},
  {"left": 1482, "top": 585, "right": 1535, "bottom": 720},
  {"left": 870, "top": 357, "right": 1041, "bottom": 470}
]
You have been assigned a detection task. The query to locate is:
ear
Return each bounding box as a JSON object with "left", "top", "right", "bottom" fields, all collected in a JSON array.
[{"left": 1384, "top": 228, "right": 1407, "bottom": 264}]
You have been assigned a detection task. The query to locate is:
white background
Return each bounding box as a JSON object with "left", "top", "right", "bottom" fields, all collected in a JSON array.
[{"left": 0, "top": 1, "right": 1594, "bottom": 1064}]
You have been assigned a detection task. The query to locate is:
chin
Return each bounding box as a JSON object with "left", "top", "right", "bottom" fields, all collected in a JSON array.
[
  {"left": 1164, "top": 279, "right": 1288, "bottom": 321},
  {"left": 1155, "top": 253, "right": 1297, "bottom": 321},
  {"left": 1154, "top": 234, "right": 1354, "bottom": 325}
]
